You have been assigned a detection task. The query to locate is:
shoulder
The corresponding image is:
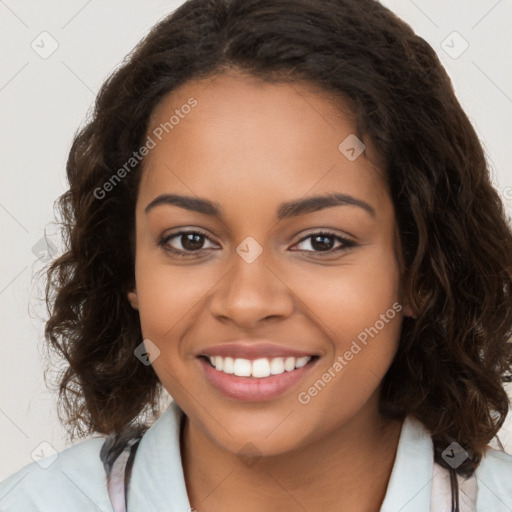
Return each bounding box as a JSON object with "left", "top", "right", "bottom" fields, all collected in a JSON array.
[
  {"left": 475, "top": 445, "right": 512, "bottom": 510},
  {"left": 0, "top": 436, "right": 112, "bottom": 512}
]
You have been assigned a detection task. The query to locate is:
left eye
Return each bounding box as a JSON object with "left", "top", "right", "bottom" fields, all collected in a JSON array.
[{"left": 292, "top": 232, "right": 354, "bottom": 253}]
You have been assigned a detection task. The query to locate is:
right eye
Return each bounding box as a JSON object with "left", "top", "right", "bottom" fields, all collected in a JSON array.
[{"left": 158, "top": 230, "right": 218, "bottom": 256}]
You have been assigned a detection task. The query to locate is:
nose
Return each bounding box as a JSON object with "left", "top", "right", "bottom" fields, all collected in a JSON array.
[{"left": 209, "top": 249, "right": 294, "bottom": 328}]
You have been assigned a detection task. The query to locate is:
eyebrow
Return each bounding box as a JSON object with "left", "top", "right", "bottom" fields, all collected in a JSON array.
[{"left": 144, "top": 192, "right": 376, "bottom": 220}]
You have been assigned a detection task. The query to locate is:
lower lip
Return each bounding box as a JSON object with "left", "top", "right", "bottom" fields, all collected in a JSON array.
[{"left": 198, "top": 357, "right": 317, "bottom": 401}]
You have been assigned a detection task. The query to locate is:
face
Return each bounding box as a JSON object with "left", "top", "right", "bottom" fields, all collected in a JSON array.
[{"left": 128, "top": 71, "right": 413, "bottom": 457}]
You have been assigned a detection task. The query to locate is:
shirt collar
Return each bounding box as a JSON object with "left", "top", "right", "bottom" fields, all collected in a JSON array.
[
  {"left": 128, "top": 400, "right": 190, "bottom": 511},
  {"left": 379, "top": 415, "right": 434, "bottom": 511},
  {"left": 128, "top": 401, "right": 434, "bottom": 512}
]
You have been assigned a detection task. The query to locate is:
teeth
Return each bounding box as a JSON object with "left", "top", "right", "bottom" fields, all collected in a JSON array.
[
  {"left": 270, "top": 357, "right": 284, "bottom": 375},
  {"left": 295, "top": 357, "right": 309, "bottom": 368},
  {"left": 223, "top": 357, "right": 234, "bottom": 374},
  {"left": 214, "top": 356, "right": 223, "bottom": 371},
  {"left": 233, "top": 358, "right": 251, "bottom": 377},
  {"left": 207, "top": 355, "right": 312, "bottom": 378},
  {"left": 284, "top": 357, "right": 295, "bottom": 371},
  {"left": 252, "top": 358, "right": 271, "bottom": 378}
]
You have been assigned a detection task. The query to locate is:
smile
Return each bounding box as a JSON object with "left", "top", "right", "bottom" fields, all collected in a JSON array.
[
  {"left": 207, "top": 355, "right": 311, "bottom": 378},
  {"left": 198, "top": 354, "right": 318, "bottom": 401}
]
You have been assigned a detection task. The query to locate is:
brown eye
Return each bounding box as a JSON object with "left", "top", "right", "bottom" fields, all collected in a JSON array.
[
  {"left": 291, "top": 231, "right": 355, "bottom": 254},
  {"left": 178, "top": 232, "right": 205, "bottom": 251},
  {"left": 158, "top": 230, "right": 217, "bottom": 255}
]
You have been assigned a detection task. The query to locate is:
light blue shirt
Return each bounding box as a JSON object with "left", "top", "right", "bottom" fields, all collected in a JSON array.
[{"left": 1, "top": 400, "right": 511, "bottom": 511}]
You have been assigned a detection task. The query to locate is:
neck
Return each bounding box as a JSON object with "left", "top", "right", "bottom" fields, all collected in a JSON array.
[{"left": 180, "top": 396, "right": 404, "bottom": 512}]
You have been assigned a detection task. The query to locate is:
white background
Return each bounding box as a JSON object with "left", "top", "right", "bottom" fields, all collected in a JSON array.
[{"left": 1, "top": 0, "right": 511, "bottom": 479}]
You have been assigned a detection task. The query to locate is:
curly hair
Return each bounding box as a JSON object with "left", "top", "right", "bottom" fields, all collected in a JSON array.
[{"left": 44, "top": 0, "right": 512, "bottom": 508}]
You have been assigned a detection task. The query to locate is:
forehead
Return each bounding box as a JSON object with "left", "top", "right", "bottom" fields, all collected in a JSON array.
[{"left": 138, "top": 72, "right": 390, "bottom": 221}]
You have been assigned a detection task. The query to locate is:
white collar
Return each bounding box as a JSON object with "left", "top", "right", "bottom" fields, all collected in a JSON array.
[
  {"left": 128, "top": 400, "right": 190, "bottom": 511},
  {"left": 379, "top": 414, "right": 434, "bottom": 511},
  {"left": 127, "top": 400, "right": 436, "bottom": 511}
]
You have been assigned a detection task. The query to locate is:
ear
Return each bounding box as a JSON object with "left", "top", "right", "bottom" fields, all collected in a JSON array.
[
  {"left": 401, "top": 298, "right": 415, "bottom": 319},
  {"left": 397, "top": 281, "right": 416, "bottom": 319},
  {"left": 399, "top": 285, "right": 419, "bottom": 319},
  {"left": 127, "top": 289, "right": 139, "bottom": 310}
]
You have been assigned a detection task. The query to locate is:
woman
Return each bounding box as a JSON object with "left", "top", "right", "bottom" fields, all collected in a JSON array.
[{"left": 1, "top": 0, "right": 511, "bottom": 511}]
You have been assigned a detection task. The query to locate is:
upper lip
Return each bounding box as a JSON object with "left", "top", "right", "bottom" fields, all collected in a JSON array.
[{"left": 198, "top": 341, "right": 317, "bottom": 360}]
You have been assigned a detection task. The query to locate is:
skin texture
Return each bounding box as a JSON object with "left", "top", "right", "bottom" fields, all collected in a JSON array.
[{"left": 127, "top": 71, "right": 414, "bottom": 512}]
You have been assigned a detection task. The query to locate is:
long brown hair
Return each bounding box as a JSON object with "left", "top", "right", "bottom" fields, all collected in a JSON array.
[{"left": 43, "top": 1, "right": 512, "bottom": 508}]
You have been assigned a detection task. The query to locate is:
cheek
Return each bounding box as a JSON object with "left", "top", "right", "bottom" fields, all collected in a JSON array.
[
  {"left": 134, "top": 257, "right": 218, "bottom": 341},
  {"left": 291, "top": 247, "right": 402, "bottom": 333},
  {"left": 289, "top": 247, "right": 403, "bottom": 379}
]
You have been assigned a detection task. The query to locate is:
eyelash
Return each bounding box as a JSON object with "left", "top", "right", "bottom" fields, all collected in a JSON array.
[{"left": 157, "top": 229, "right": 356, "bottom": 258}]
